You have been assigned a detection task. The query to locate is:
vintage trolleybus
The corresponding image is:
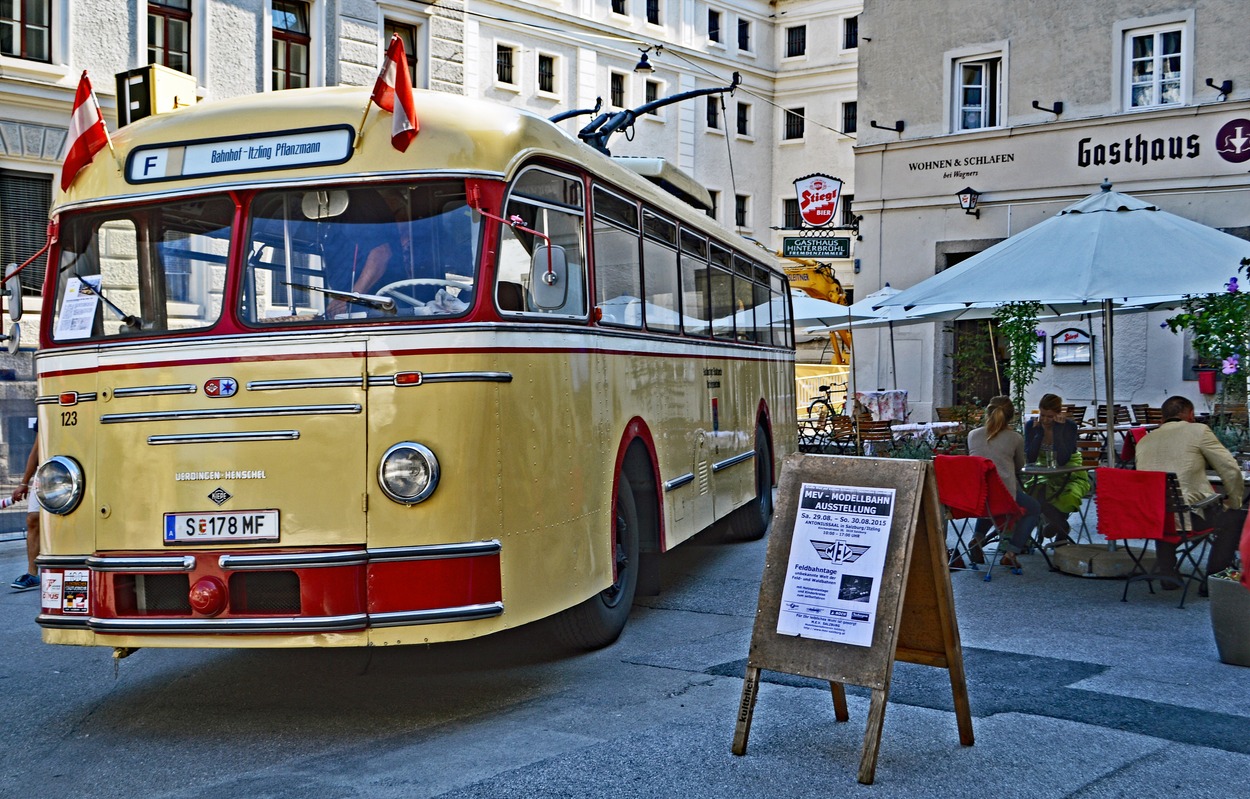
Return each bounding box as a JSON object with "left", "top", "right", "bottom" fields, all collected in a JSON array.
[{"left": 29, "top": 86, "right": 796, "bottom": 651}]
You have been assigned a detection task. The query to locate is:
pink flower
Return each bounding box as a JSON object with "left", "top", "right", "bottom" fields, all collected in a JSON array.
[{"left": 1222, "top": 355, "right": 1240, "bottom": 375}]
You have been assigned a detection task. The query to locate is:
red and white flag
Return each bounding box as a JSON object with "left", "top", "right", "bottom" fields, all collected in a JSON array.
[
  {"left": 61, "top": 71, "right": 111, "bottom": 191},
  {"left": 370, "top": 34, "right": 419, "bottom": 152}
]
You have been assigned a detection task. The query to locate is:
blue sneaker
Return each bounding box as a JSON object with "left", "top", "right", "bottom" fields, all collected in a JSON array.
[{"left": 10, "top": 573, "right": 38, "bottom": 591}]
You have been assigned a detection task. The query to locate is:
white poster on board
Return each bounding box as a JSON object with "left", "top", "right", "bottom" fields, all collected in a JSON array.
[
  {"left": 776, "top": 483, "right": 896, "bottom": 647},
  {"left": 53, "top": 275, "right": 102, "bottom": 340}
]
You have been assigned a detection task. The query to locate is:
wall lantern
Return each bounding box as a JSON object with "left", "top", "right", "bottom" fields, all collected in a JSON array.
[{"left": 956, "top": 186, "right": 981, "bottom": 219}]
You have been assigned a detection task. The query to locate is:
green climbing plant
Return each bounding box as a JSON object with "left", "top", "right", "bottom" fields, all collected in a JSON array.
[{"left": 994, "top": 301, "right": 1044, "bottom": 427}]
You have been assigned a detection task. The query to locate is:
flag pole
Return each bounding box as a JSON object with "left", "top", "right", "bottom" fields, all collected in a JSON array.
[{"left": 354, "top": 99, "right": 372, "bottom": 151}]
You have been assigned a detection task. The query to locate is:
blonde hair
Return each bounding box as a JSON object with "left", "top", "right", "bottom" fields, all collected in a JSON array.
[
  {"left": 984, "top": 395, "right": 1014, "bottom": 440},
  {"left": 1038, "top": 393, "right": 1063, "bottom": 413}
]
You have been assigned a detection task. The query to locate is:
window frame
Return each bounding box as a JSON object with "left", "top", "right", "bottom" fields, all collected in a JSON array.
[
  {"left": 536, "top": 51, "right": 558, "bottom": 97},
  {"left": 784, "top": 25, "right": 806, "bottom": 59},
  {"left": 609, "top": 70, "right": 627, "bottom": 108},
  {"left": 0, "top": 0, "right": 52, "bottom": 62},
  {"left": 842, "top": 15, "right": 859, "bottom": 50},
  {"left": 842, "top": 101, "right": 857, "bottom": 134},
  {"left": 494, "top": 41, "right": 519, "bottom": 89},
  {"left": 781, "top": 198, "right": 801, "bottom": 231},
  {"left": 737, "top": 17, "right": 751, "bottom": 53},
  {"left": 645, "top": 0, "right": 660, "bottom": 26},
  {"left": 705, "top": 95, "right": 722, "bottom": 132},
  {"left": 147, "top": 0, "right": 191, "bottom": 74},
  {"left": 1121, "top": 22, "right": 1190, "bottom": 111},
  {"left": 735, "top": 101, "right": 751, "bottom": 138},
  {"left": 734, "top": 194, "right": 750, "bottom": 230},
  {"left": 944, "top": 43, "right": 1008, "bottom": 134},
  {"left": 271, "top": 0, "right": 312, "bottom": 91},
  {"left": 782, "top": 107, "right": 805, "bottom": 142},
  {"left": 610, "top": 0, "right": 627, "bottom": 17},
  {"left": 707, "top": 9, "right": 721, "bottom": 45}
]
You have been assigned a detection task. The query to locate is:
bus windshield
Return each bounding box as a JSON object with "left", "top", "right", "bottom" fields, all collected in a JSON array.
[
  {"left": 52, "top": 197, "right": 235, "bottom": 341},
  {"left": 240, "top": 181, "right": 478, "bottom": 324}
]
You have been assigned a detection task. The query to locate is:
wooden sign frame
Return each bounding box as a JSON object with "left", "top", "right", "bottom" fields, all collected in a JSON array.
[{"left": 731, "top": 453, "right": 973, "bottom": 784}]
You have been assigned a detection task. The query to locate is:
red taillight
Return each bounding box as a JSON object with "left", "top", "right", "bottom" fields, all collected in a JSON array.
[
  {"left": 394, "top": 372, "right": 423, "bottom": 386},
  {"left": 59, "top": 391, "right": 78, "bottom": 406},
  {"left": 189, "top": 577, "right": 227, "bottom": 616}
]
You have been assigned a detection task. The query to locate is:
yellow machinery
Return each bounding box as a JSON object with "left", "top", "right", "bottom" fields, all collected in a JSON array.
[{"left": 781, "top": 257, "right": 853, "bottom": 366}]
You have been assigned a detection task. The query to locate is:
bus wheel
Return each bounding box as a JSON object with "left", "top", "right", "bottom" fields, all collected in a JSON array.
[
  {"left": 725, "top": 423, "right": 774, "bottom": 542},
  {"left": 551, "top": 479, "right": 641, "bottom": 650}
]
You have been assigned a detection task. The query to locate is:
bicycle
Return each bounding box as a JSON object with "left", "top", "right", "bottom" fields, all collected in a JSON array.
[{"left": 807, "top": 384, "right": 840, "bottom": 423}]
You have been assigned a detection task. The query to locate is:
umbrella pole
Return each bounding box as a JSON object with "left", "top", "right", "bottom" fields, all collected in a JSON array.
[
  {"left": 1103, "top": 299, "right": 1115, "bottom": 466},
  {"left": 1085, "top": 313, "right": 1097, "bottom": 405},
  {"left": 987, "top": 320, "right": 1004, "bottom": 396},
  {"left": 889, "top": 321, "right": 898, "bottom": 391},
  {"left": 847, "top": 304, "right": 861, "bottom": 450}
]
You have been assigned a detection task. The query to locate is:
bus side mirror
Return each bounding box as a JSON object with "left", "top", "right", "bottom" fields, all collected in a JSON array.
[
  {"left": 529, "top": 245, "right": 568, "bottom": 310},
  {"left": 3, "top": 322, "right": 19, "bottom": 355},
  {"left": 3, "top": 263, "right": 20, "bottom": 322}
]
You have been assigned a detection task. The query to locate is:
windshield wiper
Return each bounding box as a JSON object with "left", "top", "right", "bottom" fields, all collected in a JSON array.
[{"left": 283, "top": 282, "right": 396, "bottom": 314}]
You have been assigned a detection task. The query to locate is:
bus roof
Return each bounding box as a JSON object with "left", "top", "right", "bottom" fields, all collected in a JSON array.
[{"left": 55, "top": 86, "right": 782, "bottom": 273}]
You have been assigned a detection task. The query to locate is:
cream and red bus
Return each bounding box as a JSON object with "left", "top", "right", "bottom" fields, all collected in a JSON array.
[{"left": 28, "top": 86, "right": 796, "bottom": 652}]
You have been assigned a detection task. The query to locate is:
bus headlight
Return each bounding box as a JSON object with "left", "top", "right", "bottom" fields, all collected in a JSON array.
[
  {"left": 378, "top": 442, "right": 439, "bottom": 505},
  {"left": 35, "top": 456, "right": 85, "bottom": 515}
]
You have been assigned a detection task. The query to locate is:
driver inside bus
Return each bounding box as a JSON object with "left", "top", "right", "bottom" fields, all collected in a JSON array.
[{"left": 324, "top": 192, "right": 469, "bottom": 317}]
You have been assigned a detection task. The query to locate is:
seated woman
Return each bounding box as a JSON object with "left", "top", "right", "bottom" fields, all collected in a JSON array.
[
  {"left": 968, "top": 396, "right": 1040, "bottom": 570},
  {"left": 1023, "top": 393, "right": 1091, "bottom": 547}
]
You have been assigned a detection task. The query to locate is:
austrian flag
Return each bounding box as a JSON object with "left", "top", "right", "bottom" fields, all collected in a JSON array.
[
  {"left": 61, "top": 71, "right": 111, "bottom": 191},
  {"left": 370, "top": 34, "right": 419, "bottom": 152}
]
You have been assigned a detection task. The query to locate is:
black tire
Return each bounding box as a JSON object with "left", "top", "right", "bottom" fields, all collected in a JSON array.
[
  {"left": 725, "top": 423, "right": 774, "bottom": 542},
  {"left": 551, "top": 479, "right": 641, "bottom": 650}
]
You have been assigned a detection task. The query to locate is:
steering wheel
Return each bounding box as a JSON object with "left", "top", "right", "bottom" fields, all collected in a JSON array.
[{"left": 374, "top": 278, "right": 474, "bottom": 309}]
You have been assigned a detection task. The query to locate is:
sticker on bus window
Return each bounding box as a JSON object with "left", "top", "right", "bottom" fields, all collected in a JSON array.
[{"left": 54, "top": 276, "right": 102, "bottom": 341}]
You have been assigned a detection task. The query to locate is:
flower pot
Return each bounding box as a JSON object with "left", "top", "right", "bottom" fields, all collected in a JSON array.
[
  {"left": 1197, "top": 368, "right": 1218, "bottom": 395},
  {"left": 1209, "top": 575, "right": 1250, "bottom": 667}
]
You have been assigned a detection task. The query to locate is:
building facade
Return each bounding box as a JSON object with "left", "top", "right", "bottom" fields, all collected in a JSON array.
[{"left": 854, "top": 0, "right": 1250, "bottom": 420}]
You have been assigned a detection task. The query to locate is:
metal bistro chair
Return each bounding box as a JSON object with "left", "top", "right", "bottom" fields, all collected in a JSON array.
[
  {"left": 1095, "top": 468, "right": 1221, "bottom": 608},
  {"left": 934, "top": 455, "right": 1025, "bottom": 580}
]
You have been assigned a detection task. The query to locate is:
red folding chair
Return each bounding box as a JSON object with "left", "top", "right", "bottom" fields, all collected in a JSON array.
[
  {"left": 934, "top": 455, "right": 1024, "bottom": 581},
  {"left": 1095, "top": 467, "right": 1220, "bottom": 608}
]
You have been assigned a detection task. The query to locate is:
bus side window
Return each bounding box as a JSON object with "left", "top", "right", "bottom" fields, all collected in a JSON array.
[
  {"left": 496, "top": 168, "right": 586, "bottom": 317},
  {"left": 641, "top": 211, "right": 680, "bottom": 334},
  {"left": 680, "top": 230, "right": 711, "bottom": 338},
  {"left": 592, "top": 187, "right": 641, "bottom": 328}
]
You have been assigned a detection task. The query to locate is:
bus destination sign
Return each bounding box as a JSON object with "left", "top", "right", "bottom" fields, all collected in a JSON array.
[
  {"left": 782, "top": 237, "right": 850, "bottom": 259},
  {"left": 126, "top": 125, "right": 355, "bottom": 184}
]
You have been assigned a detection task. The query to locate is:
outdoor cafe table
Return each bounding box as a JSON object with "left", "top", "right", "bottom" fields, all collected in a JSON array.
[
  {"left": 855, "top": 389, "right": 908, "bottom": 421},
  {"left": 1021, "top": 462, "right": 1102, "bottom": 560},
  {"left": 889, "top": 421, "right": 961, "bottom": 445}
]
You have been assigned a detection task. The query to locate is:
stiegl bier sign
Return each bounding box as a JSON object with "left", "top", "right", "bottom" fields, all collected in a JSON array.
[{"left": 793, "top": 174, "right": 843, "bottom": 228}]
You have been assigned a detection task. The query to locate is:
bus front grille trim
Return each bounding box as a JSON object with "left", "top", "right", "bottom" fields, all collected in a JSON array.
[
  {"left": 85, "top": 614, "right": 370, "bottom": 634},
  {"left": 148, "top": 430, "right": 301, "bottom": 445},
  {"left": 113, "top": 384, "right": 198, "bottom": 397},
  {"left": 369, "top": 602, "right": 504, "bottom": 628},
  {"left": 100, "top": 404, "right": 362, "bottom": 424}
]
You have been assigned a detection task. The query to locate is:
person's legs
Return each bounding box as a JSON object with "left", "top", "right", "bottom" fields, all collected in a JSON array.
[
  {"left": 24, "top": 511, "right": 38, "bottom": 575},
  {"left": 1207, "top": 508, "right": 1246, "bottom": 576},
  {"left": 1007, "top": 490, "right": 1041, "bottom": 554}
]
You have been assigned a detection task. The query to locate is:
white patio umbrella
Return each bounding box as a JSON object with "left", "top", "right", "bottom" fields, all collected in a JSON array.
[
  {"left": 722, "top": 289, "right": 850, "bottom": 330},
  {"left": 875, "top": 181, "right": 1250, "bottom": 458}
]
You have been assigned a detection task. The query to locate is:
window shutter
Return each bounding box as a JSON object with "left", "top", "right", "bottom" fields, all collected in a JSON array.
[{"left": 0, "top": 171, "right": 52, "bottom": 294}]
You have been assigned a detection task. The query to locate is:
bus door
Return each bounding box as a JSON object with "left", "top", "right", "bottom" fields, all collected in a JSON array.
[{"left": 92, "top": 339, "right": 370, "bottom": 553}]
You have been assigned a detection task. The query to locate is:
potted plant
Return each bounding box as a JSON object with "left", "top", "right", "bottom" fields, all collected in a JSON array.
[
  {"left": 1163, "top": 261, "right": 1250, "bottom": 406},
  {"left": 1208, "top": 566, "right": 1250, "bottom": 667}
]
